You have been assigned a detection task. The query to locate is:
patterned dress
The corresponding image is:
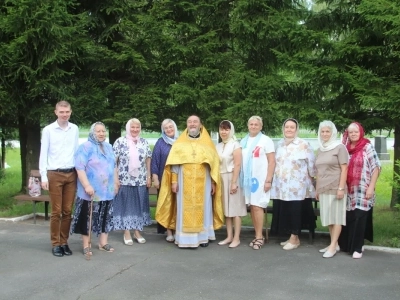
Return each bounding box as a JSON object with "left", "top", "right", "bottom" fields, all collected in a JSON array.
[
  {"left": 71, "top": 141, "right": 115, "bottom": 236},
  {"left": 112, "top": 137, "right": 152, "bottom": 231},
  {"left": 270, "top": 137, "right": 317, "bottom": 236}
]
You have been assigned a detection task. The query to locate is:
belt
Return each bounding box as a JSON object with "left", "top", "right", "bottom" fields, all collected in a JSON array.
[{"left": 50, "top": 168, "right": 75, "bottom": 173}]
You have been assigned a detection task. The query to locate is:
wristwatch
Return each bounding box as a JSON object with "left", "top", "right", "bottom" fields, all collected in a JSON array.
[{"left": 338, "top": 187, "right": 345, "bottom": 191}]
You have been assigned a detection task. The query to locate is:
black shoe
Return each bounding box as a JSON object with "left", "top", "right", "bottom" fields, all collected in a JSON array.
[
  {"left": 61, "top": 244, "right": 73, "bottom": 256},
  {"left": 52, "top": 246, "right": 64, "bottom": 257},
  {"left": 200, "top": 243, "right": 209, "bottom": 247}
]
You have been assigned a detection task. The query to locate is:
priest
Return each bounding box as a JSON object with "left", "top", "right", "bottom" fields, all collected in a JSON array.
[{"left": 156, "top": 115, "right": 224, "bottom": 248}]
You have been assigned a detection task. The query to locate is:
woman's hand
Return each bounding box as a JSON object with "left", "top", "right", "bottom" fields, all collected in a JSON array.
[
  {"left": 337, "top": 190, "right": 345, "bottom": 200},
  {"left": 84, "top": 185, "right": 95, "bottom": 197},
  {"left": 230, "top": 182, "right": 238, "bottom": 194},
  {"left": 264, "top": 182, "right": 271, "bottom": 192},
  {"left": 146, "top": 177, "right": 152, "bottom": 188},
  {"left": 153, "top": 178, "right": 160, "bottom": 189},
  {"left": 366, "top": 186, "right": 374, "bottom": 200},
  {"left": 114, "top": 181, "right": 120, "bottom": 195}
]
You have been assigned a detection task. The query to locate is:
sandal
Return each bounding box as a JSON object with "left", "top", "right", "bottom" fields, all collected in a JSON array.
[
  {"left": 83, "top": 247, "right": 92, "bottom": 256},
  {"left": 249, "top": 238, "right": 257, "bottom": 247},
  {"left": 252, "top": 238, "right": 265, "bottom": 250},
  {"left": 99, "top": 244, "right": 114, "bottom": 252}
]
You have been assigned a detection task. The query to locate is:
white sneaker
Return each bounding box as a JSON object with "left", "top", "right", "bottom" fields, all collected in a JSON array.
[{"left": 352, "top": 251, "right": 363, "bottom": 259}]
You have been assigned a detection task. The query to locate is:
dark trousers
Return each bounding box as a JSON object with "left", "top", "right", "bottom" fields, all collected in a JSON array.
[
  {"left": 339, "top": 208, "right": 373, "bottom": 254},
  {"left": 48, "top": 171, "right": 77, "bottom": 246}
]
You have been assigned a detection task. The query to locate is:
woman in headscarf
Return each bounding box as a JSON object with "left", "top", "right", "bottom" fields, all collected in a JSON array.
[
  {"left": 338, "top": 122, "right": 381, "bottom": 259},
  {"left": 240, "top": 116, "right": 276, "bottom": 250},
  {"left": 270, "top": 118, "right": 316, "bottom": 250},
  {"left": 216, "top": 120, "right": 247, "bottom": 248},
  {"left": 113, "top": 118, "right": 152, "bottom": 246},
  {"left": 315, "top": 120, "right": 348, "bottom": 258},
  {"left": 71, "top": 122, "right": 118, "bottom": 255},
  {"left": 151, "top": 119, "right": 179, "bottom": 241}
]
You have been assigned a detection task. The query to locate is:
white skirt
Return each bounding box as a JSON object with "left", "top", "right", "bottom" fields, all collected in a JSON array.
[{"left": 319, "top": 193, "right": 346, "bottom": 226}]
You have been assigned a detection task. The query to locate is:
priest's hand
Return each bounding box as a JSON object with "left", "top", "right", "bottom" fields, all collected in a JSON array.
[
  {"left": 172, "top": 183, "right": 179, "bottom": 193},
  {"left": 211, "top": 182, "right": 216, "bottom": 195}
]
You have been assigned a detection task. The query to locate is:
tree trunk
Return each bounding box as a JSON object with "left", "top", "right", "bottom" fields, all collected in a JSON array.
[
  {"left": 18, "top": 116, "right": 41, "bottom": 191},
  {"left": 1, "top": 136, "right": 5, "bottom": 168},
  {"left": 108, "top": 122, "right": 121, "bottom": 146},
  {"left": 390, "top": 122, "right": 400, "bottom": 208}
]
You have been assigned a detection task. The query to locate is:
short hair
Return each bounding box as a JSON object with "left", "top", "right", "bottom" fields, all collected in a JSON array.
[
  {"left": 219, "top": 120, "right": 231, "bottom": 130},
  {"left": 283, "top": 118, "right": 298, "bottom": 129},
  {"left": 55, "top": 100, "right": 71, "bottom": 109},
  {"left": 129, "top": 118, "right": 141, "bottom": 126},
  {"left": 248, "top": 116, "right": 263, "bottom": 126},
  {"left": 187, "top": 115, "right": 202, "bottom": 124}
]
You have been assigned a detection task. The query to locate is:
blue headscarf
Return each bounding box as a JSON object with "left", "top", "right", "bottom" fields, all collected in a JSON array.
[
  {"left": 161, "top": 119, "right": 179, "bottom": 145},
  {"left": 88, "top": 122, "right": 108, "bottom": 156}
]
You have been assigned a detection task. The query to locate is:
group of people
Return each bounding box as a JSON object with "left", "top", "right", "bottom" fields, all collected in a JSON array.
[{"left": 39, "top": 100, "right": 381, "bottom": 260}]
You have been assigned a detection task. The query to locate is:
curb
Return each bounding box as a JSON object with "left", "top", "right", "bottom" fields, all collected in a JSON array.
[
  {"left": 0, "top": 213, "right": 46, "bottom": 222},
  {"left": 1, "top": 214, "right": 399, "bottom": 253}
]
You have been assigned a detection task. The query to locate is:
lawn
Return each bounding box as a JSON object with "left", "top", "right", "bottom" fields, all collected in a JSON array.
[{"left": 1, "top": 147, "right": 399, "bottom": 247}]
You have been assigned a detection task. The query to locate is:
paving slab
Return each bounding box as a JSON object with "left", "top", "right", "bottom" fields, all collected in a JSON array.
[{"left": 0, "top": 218, "right": 399, "bottom": 300}]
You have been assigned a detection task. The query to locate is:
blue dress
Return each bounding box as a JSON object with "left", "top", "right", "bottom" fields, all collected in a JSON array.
[
  {"left": 71, "top": 141, "right": 115, "bottom": 236},
  {"left": 112, "top": 137, "right": 152, "bottom": 231},
  {"left": 151, "top": 138, "right": 173, "bottom": 233}
]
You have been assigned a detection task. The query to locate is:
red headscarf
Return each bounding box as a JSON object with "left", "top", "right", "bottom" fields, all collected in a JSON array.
[{"left": 342, "top": 122, "right": 370, "bottom": 192}]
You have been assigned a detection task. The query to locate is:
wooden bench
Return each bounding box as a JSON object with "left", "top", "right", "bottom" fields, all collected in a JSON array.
[
  {"left": 148, "top": 188, "right": 320, "bottom": 242},
  {"left": 13, "top": 170, "right": 50, "bottom": 224}
]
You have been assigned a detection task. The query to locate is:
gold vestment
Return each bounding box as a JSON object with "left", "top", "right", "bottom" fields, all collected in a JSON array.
[{"left": 155, "top": 127, "right": 223, "bottom": 232}]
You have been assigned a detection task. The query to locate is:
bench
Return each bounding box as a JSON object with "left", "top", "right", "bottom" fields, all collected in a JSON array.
[
  {"left": 13, "top": 170, "right": 50, "bottom": 224},
  {"left": 149, "top": 188, "right": 320, "bottom": 243}
]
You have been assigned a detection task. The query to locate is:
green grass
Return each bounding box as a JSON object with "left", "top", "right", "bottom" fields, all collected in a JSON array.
[{"left": 1, "top": 147, "right": 399, "bottom": 247}]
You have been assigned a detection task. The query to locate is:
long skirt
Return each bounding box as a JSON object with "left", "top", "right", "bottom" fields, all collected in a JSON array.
[
  {"left": 221, "top": 172, "right": 247, "bottom": 217},
  {"left": 270, "top": 199, "right": 316, "bottom": 236},
  {"left": 112, "top": 185, "right": 152, "bottom": 231},
  {"left": 319, "top": 193, "right": 347, "bottom": 226},
  {"left": 70, "top": 197, "right": 113, "bottom": 236},
  {"left": 338, "top": 208, "right": 373, "bottom": 254}
]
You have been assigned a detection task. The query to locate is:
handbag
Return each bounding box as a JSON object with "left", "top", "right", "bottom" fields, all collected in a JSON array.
[{"left": 28, "top": 177, "right": 41, "bottom": 197}]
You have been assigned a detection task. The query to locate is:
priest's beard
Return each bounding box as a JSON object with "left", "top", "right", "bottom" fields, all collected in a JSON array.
[{"left": 188, "top": 128, "right": 200, "bottom": 138}]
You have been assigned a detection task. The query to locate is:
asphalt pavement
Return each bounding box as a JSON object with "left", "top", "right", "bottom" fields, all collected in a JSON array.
[{"left": 0, "top": 217, "right": 399, "bottom": 300}]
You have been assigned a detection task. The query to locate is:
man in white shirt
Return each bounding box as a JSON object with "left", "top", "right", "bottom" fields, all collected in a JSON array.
[{"left": 39, "top": 101, "right": 79, "bottom": 257}]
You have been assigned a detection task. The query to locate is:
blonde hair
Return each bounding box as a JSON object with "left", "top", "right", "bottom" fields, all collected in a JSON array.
[
  {"left": 247, "top": 115, "right": 263, "bottom": 126},
  {"left": 55, "top": 100, "right": 71, "bottom": 109},
  {"left": 129, "top": 118, "right": 141, "bottom": 127}
]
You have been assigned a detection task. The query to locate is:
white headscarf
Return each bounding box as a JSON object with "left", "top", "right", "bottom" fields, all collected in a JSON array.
[
  {"left": 318, "top": 120, "right": 342, "bottom": 152},
  {"left": 161, "top": 119, "right": 179, "bottom": 145},
  {"left": 219, "top": 120, "right": 237, "bottom": 143}
]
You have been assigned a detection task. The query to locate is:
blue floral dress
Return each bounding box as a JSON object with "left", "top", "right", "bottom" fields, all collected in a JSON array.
[{"left": 112, "top": 137, "right": 152, "bottom": 231}]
